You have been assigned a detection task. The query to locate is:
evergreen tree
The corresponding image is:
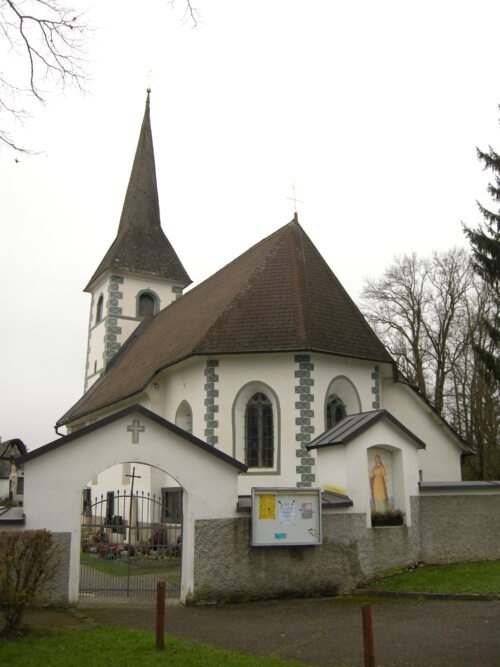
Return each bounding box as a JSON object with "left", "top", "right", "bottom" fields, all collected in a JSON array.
[{"left": 464, "top": 136, "right": 500, "bottom": 389}]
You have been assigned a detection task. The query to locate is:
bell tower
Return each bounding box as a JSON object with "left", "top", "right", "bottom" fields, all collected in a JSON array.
[{"left": 84, "top": 90, "right": 191, "bottom": 391}]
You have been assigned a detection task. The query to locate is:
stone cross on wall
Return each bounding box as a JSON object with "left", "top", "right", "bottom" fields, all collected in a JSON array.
[{"left": 127, "top": 419, "right": 145, "bottom": 444}]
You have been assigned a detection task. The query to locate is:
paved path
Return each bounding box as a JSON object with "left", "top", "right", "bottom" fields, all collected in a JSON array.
[{"left": 75, "top": 595, "right": 500, "bottom": 666}]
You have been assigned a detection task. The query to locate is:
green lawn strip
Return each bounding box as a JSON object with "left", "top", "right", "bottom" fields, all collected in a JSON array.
[
  {"left": 81, "top": 553, "right": 180, "bottom": 579},
  {"left": 0, "top": 626, "right": 306, "bottom": 666},
  {"left": 366, "top": 560, "right": 500, "bottom": 594}
]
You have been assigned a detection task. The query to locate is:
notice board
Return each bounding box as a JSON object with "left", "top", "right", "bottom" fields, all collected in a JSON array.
[{"left": 251, "top": 487, "right": 322, "bottom": 546}]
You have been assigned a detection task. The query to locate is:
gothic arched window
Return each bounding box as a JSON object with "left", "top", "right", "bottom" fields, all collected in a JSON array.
[
  {"left": 95, "top": 295, "right": 104, "bottom": 323},
  {"left": 245, "top": 392, "right": 274, "bottom": 468},
  {"left": 326, "top": 394, "right": 346, "bottom": 429},
  {"left": 138, "top": 292, "right": 157, "bottom": 318}
]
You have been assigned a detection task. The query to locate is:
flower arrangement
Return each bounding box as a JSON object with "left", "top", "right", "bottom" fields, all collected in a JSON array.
[{"left": 371, "top": 509, "right": 405, "bottom": 526}]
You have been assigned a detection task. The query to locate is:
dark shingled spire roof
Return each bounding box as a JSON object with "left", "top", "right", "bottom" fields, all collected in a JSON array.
[
  {"left": 84, "top": 91, "right": 191, "bottom": 291},
  {"left": 59, "top": 219, "right": 395, "bottom": 425}
]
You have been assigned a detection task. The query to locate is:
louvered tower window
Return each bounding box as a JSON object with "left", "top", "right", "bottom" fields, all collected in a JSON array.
[
  {"left": 326, "top": 394, "right": 346, "bottom": 429},
  {"left": 138, "top": 293, "right": 156, "bottom": 318},
  {"left": 245, "top": 392, "right": 274, "bottom": 467}
]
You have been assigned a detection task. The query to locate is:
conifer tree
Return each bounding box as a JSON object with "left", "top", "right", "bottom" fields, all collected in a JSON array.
[{"left": 464, "top": 137, "right": 500, "bottom": 389}]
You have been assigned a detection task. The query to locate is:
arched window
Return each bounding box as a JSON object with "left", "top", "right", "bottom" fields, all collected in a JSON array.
[
  {"left": 245, "top": 392, "right": 274, "bottom": 468},
  {"left": 138, "top": 292, "right": 156, "bottom": 318},
  {"left": 95, "top": 295, "right": 104, "bottom": 323},
  {"left": 326, "top": 394, "right": 346, "bottom": 429},
  {"left": 175, "top": 400, "right": 193, "bottom": 434}
]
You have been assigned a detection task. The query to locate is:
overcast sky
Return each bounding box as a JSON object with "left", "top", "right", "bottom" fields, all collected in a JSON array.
[{"left": 1, "top": 0, "right": 500, "bottom": 450}]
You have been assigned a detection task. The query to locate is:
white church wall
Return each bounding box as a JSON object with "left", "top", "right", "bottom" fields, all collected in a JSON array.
[
  {"left": 221, "top": 354, "right": 299, "bottom": 494},
  {"left": 383, "top": 380, "right": 463, "bottom": 481},
  {"left": 313, "top": 445, "right": 350, "bottom": 499},
  {"left": 157, "top": 357, "right": 206, "bottom": 438},
  {"left": 85, "top": 273, "right": 109, "bottom": 389},
  {"left": 23, "top": 411, "right": 241, "bottom": 603}
]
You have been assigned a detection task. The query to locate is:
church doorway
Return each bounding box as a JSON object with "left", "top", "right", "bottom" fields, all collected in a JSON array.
[{"left": 79, "top": 463, "right": 182, "bottom": 599}]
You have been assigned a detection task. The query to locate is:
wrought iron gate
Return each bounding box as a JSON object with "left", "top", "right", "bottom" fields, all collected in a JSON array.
[{"left": 80, "top": 488, "right": 182, "bottom": 598}]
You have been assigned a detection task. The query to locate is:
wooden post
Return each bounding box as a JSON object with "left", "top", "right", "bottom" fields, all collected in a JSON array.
[
  {"left": 362, "top": 603, "right": 375, "bottom": 667},
  {"left": 156, "top": 579, "right": 166, "bottom": 649}
]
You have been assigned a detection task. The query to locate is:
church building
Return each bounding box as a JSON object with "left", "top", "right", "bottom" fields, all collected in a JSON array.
[
  {"left": 56, "top": 90, "right": 471, "bottom": 527},
  {"left": 16, "top": 91, "right": 500, "bottom": 606}
]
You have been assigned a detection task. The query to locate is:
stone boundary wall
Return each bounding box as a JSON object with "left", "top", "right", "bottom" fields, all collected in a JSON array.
[
  {"left": 192, "top": 494, "right": 500, "bottom": 603},
  {"left": 50, "top": 532, "right": 71, "bottom": 604},
  {"left": 419, "top": 494, "right": 500, "bottom": 563}
]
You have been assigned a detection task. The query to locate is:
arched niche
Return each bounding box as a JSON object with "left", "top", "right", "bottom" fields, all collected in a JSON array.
[
  {"left": 324, "top": 375, "right": 362, "bottom": 429},
  {"left": 175, "top": 400, "right": 193, "bottom": 434}
]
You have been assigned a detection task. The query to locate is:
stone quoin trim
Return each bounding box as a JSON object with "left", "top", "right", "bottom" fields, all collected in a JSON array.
[
  {"left": 104, "top": 275, "right": 124, "bottom": 364},
  {"left": 172, "top": 285, "right": 183, "bottom": 300},
  {"left": 371, "top": 365, "right": 380, "bottom": 409},
  {"left": 294, "top": 354, "right": 316, "bottom": 488},
  {"left": 204, "top": 359, "right": 219, "bottom": 445}
]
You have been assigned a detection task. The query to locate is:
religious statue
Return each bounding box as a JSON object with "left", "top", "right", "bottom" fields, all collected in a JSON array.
[{"left": 369, "top": 453, "right": 389, "bottom": 513}]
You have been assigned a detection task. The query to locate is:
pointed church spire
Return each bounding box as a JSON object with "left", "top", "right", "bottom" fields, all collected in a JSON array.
[
  {"left": 117, "top": 88, "right": 160, "bottom": 235},
  {"left": 85, "top": 90, "right": 191, "bottom": 291}
]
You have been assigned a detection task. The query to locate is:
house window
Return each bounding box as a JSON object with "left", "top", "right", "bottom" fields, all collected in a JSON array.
[
  {"left": 326, "top": 394, "right": 346, "bottom": 429},
  {"left": 95, "top": 295, "right": 104, "bottom": 323},
  {"left": 162, "top": 488, "right": 183, "bottom": 522},
  {"left": 138, "top": 292, "right": 157, "bottom": 318},
  {"left": 245, "top": 392, "right": 274, "bottom": 468}
]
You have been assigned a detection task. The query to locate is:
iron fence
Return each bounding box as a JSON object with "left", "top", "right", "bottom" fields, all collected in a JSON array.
[{"left": 80, "top": 489, "right": 182, "bottom": 598}]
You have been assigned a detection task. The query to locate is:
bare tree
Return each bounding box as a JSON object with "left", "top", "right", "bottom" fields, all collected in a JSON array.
[
  {"left": 0, "top": 1, "right": 200, "bottom": 152},
  {"left": 170, "top": 0, "right": 200, "bottom": 27},
  {"left": 362, "top": 249, "right": 474, "bottom": 413},
  {"left": 0, "top": 0, "right": 89, "bottom": 152},
  {"left": 422, "top": 249, "right": 474, "bottom": 414},
  {"left": 361, "top": 253, "right": 431, "bottom": 398},
  {"left": 361, "top": 249, "right": 499, "bottom": 478}
]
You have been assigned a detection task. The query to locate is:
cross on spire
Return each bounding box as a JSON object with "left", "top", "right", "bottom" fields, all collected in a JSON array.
[{"left": 286, "top": 181, "right": 303, "bottom": 221}]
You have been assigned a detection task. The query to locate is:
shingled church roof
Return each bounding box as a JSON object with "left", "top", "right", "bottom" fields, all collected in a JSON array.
[
  {"left": 84, "top": 91, "right": 191, "bottom": 291},
  {"left": 59, "top": 218, "right": 395, "bottom": 425}
]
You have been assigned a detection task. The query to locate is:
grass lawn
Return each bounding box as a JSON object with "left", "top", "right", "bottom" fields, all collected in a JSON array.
[
  {"left": 365, "top": 560, "right": 500, "bottom": 594},
  {"left": 81, "top": 553, "right": 180, "bottom": 579},
  {"left": 0, "top": 626, "right": 305, "bottom": 666}
]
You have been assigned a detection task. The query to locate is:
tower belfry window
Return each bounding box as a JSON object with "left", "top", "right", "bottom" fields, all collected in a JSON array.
[
  {"left": 138, "top": 293, "right": 156, "bottom": 318},
  {"left": 95, "top": 295, "right": 104, "bottom": 323}
]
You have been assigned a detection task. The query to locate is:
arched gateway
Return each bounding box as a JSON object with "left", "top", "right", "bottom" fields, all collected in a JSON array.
[{"left": 20, "top": 405, "right": 246, "bottom": 604}]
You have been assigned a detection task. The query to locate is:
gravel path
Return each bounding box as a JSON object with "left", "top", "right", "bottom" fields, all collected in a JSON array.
[{"left": 74, "top": 595, "right": 500, "bottom": 666}]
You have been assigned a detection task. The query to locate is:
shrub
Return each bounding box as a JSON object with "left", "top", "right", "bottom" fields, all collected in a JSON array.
[{"left": 0, "top": 530, "right": 60, "bottom": 638}]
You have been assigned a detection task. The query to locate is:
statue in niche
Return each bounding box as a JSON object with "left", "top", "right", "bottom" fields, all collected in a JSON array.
[{"left": 368, "top": 450, "right": 394, "bottom": 513}]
